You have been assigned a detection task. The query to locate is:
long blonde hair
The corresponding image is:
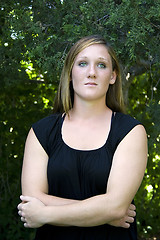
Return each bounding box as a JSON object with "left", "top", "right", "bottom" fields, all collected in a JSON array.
[{"left": 54, "top": 35, "right": 125, "bottom": 113}]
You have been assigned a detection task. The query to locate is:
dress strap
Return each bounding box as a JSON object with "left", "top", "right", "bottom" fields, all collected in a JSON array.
[
  {"left": 111, "top": 111, "right": 116, "bottom": 124},
  {"left": 60, "top": 113, "right": 66, "bottom": 127}
]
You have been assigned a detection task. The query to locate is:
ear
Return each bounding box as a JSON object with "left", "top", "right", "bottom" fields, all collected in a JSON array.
[{"left": 109, "top": 71, "right": 117, "bottom": 85}]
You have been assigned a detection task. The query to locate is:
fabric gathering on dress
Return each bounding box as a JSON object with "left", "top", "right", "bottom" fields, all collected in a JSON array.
[{"left": 32, "top": 112, "right": 141, "bottom": 240}]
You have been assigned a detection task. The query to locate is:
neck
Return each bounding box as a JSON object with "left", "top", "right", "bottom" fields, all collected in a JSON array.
[{"left": 69, "top": 98, "right": 111, "bottom": 120}]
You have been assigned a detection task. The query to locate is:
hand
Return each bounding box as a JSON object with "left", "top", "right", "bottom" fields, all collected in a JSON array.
[
  {"left": 17, "top": 195, "right": 46, "bottom": 228},
  {"left": 108, "top": 204, "right": 136, "bottom": 228}
]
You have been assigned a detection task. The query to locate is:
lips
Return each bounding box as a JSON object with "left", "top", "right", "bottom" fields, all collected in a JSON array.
[{"left": 84, "top": 82, "right": 97, "bottom": 86}]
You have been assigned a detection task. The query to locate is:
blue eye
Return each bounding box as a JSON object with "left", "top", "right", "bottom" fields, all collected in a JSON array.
[
  {"left": 98, "top": 63, "right": 106, "bottom": 68},
  {"left": 78, "top": 62, "right": 87, "bottom": 67}
]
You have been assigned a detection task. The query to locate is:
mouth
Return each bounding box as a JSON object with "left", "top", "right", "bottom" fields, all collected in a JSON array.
[{"left": 84, "top": 82, "right": 98, "bottom": 86}]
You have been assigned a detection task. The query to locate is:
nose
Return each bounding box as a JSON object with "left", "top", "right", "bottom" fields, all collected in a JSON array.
[{"left": 87, "top": 64, "right": 96, "bottom": 78}]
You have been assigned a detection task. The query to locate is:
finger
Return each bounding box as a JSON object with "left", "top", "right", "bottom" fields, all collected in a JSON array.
[
  {"left": 126, "top": 216, "right": 134, "bottom": 224},
  {"left": 17, "top": 203, "right": 22, "bottom": 210},
  {"left": 129, "top": 204, "right": 136, "bottom": 211},
  {"left": 18, "top": 210, "right": 22, "bottom": 216},
  {"left": 24, "top": 222, "right": 30, "bottom": 228},
  {"left": 17, "top": 202, "right": 26, "bottom": 210},
  {"left": 20, "top": 195, "right": 34, "bottom": 202},
  {"left": 18, "top": 210, "right": 26, "bottom": 219},
  {"left": 21, "top": 217, "right": 26, "bottom": 222},
  {"left": 24, "top": 222, "right": 28, "bottom": 228},
  {"left": 128, "top": 209, "right": 136, "bottom": 217},
  {"left": 122, "top": 222, "right": 130, "bottom": 228}
]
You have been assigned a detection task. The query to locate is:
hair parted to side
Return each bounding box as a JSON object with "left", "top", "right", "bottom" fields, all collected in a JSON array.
[{"left": 53, "top": 35, "right": 125, "bottom": 114}]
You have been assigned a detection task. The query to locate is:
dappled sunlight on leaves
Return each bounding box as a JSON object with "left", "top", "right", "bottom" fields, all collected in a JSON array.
[{"left": 0, "top": 0, "right": 160, "bottom": 239}]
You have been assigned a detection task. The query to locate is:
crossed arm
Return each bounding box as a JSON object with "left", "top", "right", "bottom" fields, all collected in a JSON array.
[{"left": 18, "top": 125, "right": 148, "bottom": 228}]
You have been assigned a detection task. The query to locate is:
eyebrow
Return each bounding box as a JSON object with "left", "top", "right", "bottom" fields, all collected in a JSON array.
[
  {"left": 98, "top": 57, "right": 109, "bottom": 62},
  {"left": 77, "top": 56, "right": 109, "bottom": 62}
]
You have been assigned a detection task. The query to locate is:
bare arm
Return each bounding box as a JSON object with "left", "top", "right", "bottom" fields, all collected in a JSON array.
[
  {"left": 19, "top": 125, "right": 147, "bottom": 228},
  {"left": 21, "top": 128, "right": 79, "bottom": 206}
]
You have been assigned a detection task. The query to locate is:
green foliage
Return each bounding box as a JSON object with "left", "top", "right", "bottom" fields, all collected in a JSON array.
[
  {"left": 0, "top": 0, "right": 160, "bottom": 239},
  {"left": 0, "top": 82, "right": 56, "bottom": 239},
  {"left": 128, "top": 67, "right": 160, "bottom": 237}
]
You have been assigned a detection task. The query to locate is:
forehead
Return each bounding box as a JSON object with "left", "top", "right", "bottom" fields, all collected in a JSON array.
[{"left": 75, "top": 44, "right": 111, "bottom": 61}]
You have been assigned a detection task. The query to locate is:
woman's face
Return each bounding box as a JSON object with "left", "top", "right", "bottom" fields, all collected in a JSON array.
[{"left": 71, "top": 44, "right": 116, "bottom": 104}]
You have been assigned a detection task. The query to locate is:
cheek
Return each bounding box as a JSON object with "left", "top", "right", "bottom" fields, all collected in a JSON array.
[
  {"left": 71, "top": 70, "right": 79, "bottom": 90},
  {"left": 100, "top": 76, "right": 112, "bottom": 92},
  {"left": 101, "top": 75, "right": 111, "bottom": 85},
  {"left": 72, "top": 78, "right": 81, "bottom": 92},
  {"left": 71, "top": 67, "right": 84, "bottom": 83},
  {"left": 71, "top": 67, "right": 78, "bottom": 81}
]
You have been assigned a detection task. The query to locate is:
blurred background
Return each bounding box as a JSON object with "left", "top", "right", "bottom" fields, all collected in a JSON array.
[{"left": 0, "top": 0, "right": 160, "bottom": 239}]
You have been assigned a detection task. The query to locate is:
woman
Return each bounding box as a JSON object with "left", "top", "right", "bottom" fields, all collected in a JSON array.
[{"left": 18, "top": 35, "right": 148, "bottom": 240}]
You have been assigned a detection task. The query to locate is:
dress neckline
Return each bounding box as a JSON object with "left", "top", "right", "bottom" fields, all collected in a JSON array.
[{"left": 60, "top": 111, "right": 115, "bottom": 152}]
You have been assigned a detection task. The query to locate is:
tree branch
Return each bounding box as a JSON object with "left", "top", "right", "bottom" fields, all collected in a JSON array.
[{"left": 138, "top": 11, "right": 160, "bottom": 30}]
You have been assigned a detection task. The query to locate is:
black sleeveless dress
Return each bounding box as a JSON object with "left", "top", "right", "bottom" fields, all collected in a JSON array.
[{"left": 32, "top": 112, "right": 141, "bottom": 240}]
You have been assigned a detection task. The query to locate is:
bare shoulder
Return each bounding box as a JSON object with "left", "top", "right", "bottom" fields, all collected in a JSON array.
[
  {"left": 130, "top": 124, "right": 147, "bottom": 135},
  {"left": 26, "top": 127, "right": 35, "bottom": 140},
  {"left": 115, "top": 124, "right": 148, "bottom": 170},
  {"left": 121, "top": 124, "right": 147, "bottom": 146},
  {"left": 25, "top": 127, "right": 47, "bottom": 157},
  {"left": 25, "top": 128, "right": 40, "bottom": 147},
  {"left": 26, "top": 127, "right": 38, "bottom": 142}
]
